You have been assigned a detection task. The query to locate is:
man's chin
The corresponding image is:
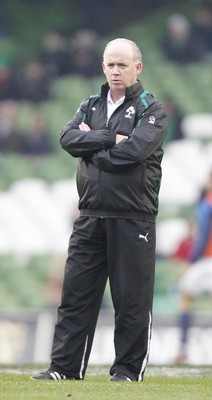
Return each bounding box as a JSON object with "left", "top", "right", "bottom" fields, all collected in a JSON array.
[{"left": 111, "top": 84, "right": 125, "bottom": 92}]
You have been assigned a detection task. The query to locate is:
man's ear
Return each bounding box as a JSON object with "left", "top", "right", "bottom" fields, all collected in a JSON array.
[
  {"left": 136, "top": 62, "right": 143, "bottom": 77},
  {"left": 102, "top": 62, "right": 106, "bottom": 75}
]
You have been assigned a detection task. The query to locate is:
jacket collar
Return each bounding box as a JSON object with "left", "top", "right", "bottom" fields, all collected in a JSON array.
[{"left": 101, "top": 80, "right": 145, "bottom": 100}]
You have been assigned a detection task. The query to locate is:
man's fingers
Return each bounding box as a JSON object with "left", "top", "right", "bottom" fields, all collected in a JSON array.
[
  {"left": 79, "top": 122, "right": 91, "bottom": 131},
  {"left": 116, "top": 134, "right": 128, "bottom": 144}
]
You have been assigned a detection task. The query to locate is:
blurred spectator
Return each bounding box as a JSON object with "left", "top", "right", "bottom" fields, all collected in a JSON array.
[
  {"left": 78, "top": 0, "right": 114, "bottom": 36},
  {"left": 170, "top": 220, "right": 194, "bottom": 262},
  {"left": 38, "top": 30, "right": 72, "bottom": 77},
  {"left": 162, "top": 96, "right": 184, "bottom": 144},
  {"left": 69, "top": 29, "right": 102, "bottom": 77},
  {"left": 161, "top": 13, "right": 204, "bottom": 64},
  {"left": 0, "top": 100, "right": 23, "bottom": 152},
  {"left": 21, "top": 109, "right": 55, "bottom": 156},
  {"left": 15, "top": 61, "right": 53, "bottom": 103},
  {"left": 193, "top": 2, "right": 212, "bottom": 60},
  {"left": 0, "top": 5, "right": 9, "bottom": 37},
  {"left": 174, "top": 172, "right": 212, "bottom": 364},
  {"left": 0, "top": 61, "right": 17, "bottom": 100}
]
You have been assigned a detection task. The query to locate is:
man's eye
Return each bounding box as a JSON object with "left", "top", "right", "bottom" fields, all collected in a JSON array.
[{"left": 107, "top": 64, "right": 126, "bottom": 68}]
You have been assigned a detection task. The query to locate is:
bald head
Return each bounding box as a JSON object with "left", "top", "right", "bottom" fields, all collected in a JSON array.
[{"left": 103, "top": 38, "right": 142, "bottom": 63}]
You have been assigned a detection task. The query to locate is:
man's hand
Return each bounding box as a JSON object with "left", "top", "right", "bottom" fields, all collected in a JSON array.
[
  {"left": 79, "top": 122, "right": 91, "bottom": 131},
  {"left": 116, "top": 134, "right": 128, "bottom": 144}
]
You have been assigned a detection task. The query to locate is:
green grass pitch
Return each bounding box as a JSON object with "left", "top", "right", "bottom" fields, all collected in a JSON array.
[{"left": 0, "top": 365, "right": 212, "bottom": 400}]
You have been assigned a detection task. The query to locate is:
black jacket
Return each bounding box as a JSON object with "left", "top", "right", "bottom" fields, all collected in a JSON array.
[{"left": 60, "top": 81, "right": 167, "bottom": 219}]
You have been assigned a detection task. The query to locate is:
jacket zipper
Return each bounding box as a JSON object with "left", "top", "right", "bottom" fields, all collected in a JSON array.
[{"left": 100, "top": 101, "right": 127, "bottom": 215}]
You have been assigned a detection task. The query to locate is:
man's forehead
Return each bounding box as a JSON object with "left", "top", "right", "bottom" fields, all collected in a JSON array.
[{"left": 104, "top": 45, "right": 134, "bottom": 62}]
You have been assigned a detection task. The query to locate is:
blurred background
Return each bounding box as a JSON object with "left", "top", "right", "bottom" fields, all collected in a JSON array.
[{"left": 0, "top": 0, "right": 212, "bottom": 366}]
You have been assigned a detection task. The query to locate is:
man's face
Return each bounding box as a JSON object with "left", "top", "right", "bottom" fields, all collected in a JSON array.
[{"left": 102, "top": 41, "right": 142, "bottom": 98}]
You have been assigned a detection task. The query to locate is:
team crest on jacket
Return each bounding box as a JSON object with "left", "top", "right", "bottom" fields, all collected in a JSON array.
[
  {"left": 124, "top": 106, "right": 135, "bottom": 119},
  {"left": 149, "top": 116, "right": 155, "bottom": 124}
]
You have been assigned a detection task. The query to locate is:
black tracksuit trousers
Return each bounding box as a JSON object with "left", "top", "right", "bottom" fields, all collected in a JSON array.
[{"left": 50, "top": 216, "right": 156, "bottom": 381}]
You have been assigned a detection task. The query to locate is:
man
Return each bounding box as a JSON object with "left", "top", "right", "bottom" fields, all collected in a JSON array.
[
  {"left": 32, "top": 38, "right": 167, "bottom": 382},
  {"left": 174, "top": 172, "right": 212, "bottom": 363}
]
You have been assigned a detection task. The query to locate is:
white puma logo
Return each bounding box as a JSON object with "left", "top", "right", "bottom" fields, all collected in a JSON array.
[{"left": 138, "top": 232, "right": 149, "bottom": 242}]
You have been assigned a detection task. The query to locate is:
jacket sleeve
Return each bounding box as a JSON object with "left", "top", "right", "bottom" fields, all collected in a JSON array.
[
  {"left": 93, "top": 105, "right": 167, "bottom": 172},
  {"left": 60, "top": 103, "right": 115, "bottom": 158}
]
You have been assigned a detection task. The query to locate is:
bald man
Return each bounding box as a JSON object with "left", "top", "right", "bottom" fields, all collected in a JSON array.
[{"left": 32, "top": 38, "right": 167, "bottom": 382}]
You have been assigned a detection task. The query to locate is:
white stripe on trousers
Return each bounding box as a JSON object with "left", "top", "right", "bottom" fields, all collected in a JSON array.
[
  {"left": 79, "top": 335, "right": 88, "bottom": 379},
  {"left": 138, "top": 311, "right": 152, "bottom": 381}
]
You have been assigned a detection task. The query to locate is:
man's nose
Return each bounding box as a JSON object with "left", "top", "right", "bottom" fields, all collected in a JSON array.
[{"left": 112, "top": 65, "right": 120, "bottom": 74}]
